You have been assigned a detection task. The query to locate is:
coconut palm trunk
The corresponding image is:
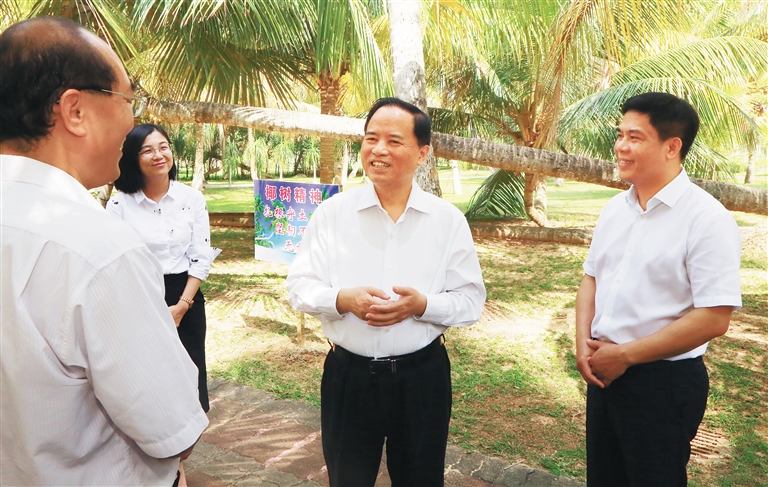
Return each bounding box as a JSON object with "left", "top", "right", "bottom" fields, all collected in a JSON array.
[
  {"left": 319, "top": 76, "right": 345, "bottom": 185},
  {"left": 524, "top": 173, "right": 549, "bottom": 227},
  {"left": 192, "top": 123, "right": 205, "bottom": 191},
  {"left": 387, "top": 0, "right": 441, "bottom": 197}
]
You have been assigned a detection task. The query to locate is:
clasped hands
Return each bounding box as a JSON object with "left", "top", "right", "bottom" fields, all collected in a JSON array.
[
  {"left": 576, "top": 339, "right": 630, "bottom": 388},
  {"left": 336, "top": 286, "right": 427, "bottom": 327}
]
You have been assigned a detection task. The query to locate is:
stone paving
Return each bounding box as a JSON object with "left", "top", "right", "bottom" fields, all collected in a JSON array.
[{"left": 185, "top": 378, "right": 584, "bottom": 487}]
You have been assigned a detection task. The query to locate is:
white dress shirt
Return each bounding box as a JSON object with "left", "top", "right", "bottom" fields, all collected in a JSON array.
[
  {"left": 584, "top": 169, "right": 742, "bottom": 361},
  {"left": 107, "top": 180, "right": 212, "bottom": 280},
  {"left": 1, "top": 155, "right": 209, "bottom": 486},
  {"left": 286, "top": 182, "right": 486, "bottom": 357}
]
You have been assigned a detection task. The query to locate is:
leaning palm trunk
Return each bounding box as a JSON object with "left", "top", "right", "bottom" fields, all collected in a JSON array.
[{"left": 147, "top": 100, "right": 768, "bottom": 216}]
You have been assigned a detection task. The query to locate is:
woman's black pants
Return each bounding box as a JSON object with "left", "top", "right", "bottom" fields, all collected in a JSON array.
[{"left": 164, "top": 272, "right": 209, "bottom": 412}]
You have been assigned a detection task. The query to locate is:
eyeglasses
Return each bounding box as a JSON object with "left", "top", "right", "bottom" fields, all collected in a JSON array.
[
  {"left": 55, "top": 87, "right": 147, "bottom": 118},
  {"left": 139, "top": 145, "right": 172, "bottom": 158},
  {"left": 98, "top": 89, "right": 147, "bottom": 118}
]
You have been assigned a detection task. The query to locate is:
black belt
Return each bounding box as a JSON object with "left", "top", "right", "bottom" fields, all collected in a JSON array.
[{"left": 331, "top": 336, "right": 444, "bottom": 374}]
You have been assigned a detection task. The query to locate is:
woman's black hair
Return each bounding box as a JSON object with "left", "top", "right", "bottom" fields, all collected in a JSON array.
[{"left": 113, "top": 123, "right": 176, "bottom": 193}]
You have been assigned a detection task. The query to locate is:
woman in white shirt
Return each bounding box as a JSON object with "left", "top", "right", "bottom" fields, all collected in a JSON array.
[{"left": 107, "top": 124, "right": 212, "bottom": 414}]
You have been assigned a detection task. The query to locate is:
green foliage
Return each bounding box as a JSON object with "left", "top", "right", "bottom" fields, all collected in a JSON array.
[
  {"left": 464, "top": 170, "right": 527, "bottom": 221},
  {"left": 131, "top": 0, "right": 313, "bottom": 107},
  {"left": 539, "top": 447, "right": 587, "bottom": 479}
]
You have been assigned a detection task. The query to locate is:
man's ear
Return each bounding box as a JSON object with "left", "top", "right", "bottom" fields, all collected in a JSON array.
[
  {"left": 55, "top": 89, "right": 88, "bottom": 137},
  {"left": 666, "top": 137, "right": 683, "bottom": 161},
  {"left": 417, "top": 144, "right": 430, "bottom": 166}
]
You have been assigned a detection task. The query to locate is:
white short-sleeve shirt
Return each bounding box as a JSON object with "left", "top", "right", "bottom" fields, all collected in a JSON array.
[{"left": 584, "top": 169, "right": 742, "bottom": 360}]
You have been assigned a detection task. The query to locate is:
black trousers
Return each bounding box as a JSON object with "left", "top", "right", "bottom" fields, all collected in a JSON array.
[
  {"left": 321, "top": 340, "right": 452, "bottom": 487},
  {"left": 586, "top": 356, "right": 709, "bottom": 487},
  {"left": 164, "top": 272, "right": 209, "bottom": 412}
]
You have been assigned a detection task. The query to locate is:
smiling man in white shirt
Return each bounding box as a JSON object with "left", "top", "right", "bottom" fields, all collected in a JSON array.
[
  {"left": 286, "top": 98, "right": 486, "bottom": 486},
  {"left": 0, "top": 17, "right": 208, "bottom": 486},
  {"left": 575, "top": 92, "right": 742, "bottom": 486}
]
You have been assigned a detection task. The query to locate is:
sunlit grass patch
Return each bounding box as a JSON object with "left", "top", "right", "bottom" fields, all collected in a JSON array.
[
  {"left": 447, "top": 324, "right": 586, "bottom": 480},
  {"left": 214, "top": 357, "right": 323, "bottom": 406}
]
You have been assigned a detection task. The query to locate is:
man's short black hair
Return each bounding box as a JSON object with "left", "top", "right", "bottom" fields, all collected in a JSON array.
[
  {"left": 114, "top": 124, "right": 177, "bottom": 194},
  {"left": 0, "top": 17, "right": 118, "bottom": 147},
  {"left": 364, "top": 97, "right": 431, "bottom": 147},
  {"left": 621, "top": 92, "right": 700, "bottom": 161}
]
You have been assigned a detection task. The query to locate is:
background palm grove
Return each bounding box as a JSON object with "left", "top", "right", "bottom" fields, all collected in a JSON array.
[{"left": 2, "top": 1, "right": 766, "bottom": 485}]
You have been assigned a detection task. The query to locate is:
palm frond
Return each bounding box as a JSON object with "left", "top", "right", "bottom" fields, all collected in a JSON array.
[
  {"left": 314, "top": 0, "right": 390, "bottom": 102},
  {"left": 684, "top": 141, "right": 736, "bottom": 181},
  {"left": 30, "top": 0, "right": 139, "bottom": 61},
  {"left": 613, "top": 37, "right": 768, "bottom": 90},
  {"left": 1, "top": 0, "right": 31, "bottom": 29},
  {"left": 464, "top": 170, "right": 527, "bottom": 221},
  {"left": 558, "top": 78, "right": 762, "bottom": 156}
]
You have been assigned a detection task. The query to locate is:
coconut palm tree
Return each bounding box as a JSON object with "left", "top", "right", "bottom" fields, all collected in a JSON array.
[
  {"left": 310, "top": 0, "right": 390, "bottom": 185},
  {"left": 130, "top": 0, "right": 316, "bottom": 109},
  {"left": 439, "top": 0, "right": 767, "bottom": 225},
  {"left": 376, "top": 0, "right": 488, "bottom": 196}
]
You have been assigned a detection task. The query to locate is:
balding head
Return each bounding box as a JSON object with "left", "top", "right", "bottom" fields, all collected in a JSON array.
[{"left": 0, "top": 17, "right": 117, "bottom": 148}]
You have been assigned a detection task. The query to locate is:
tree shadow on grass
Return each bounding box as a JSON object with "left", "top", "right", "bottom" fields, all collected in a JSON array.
[{"left": 240, "top": 314, "right": 324, "bottom": 344}]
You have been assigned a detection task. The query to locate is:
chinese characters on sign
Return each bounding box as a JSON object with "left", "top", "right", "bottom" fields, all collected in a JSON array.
[{"left": 254, "top": 180, "right": 339, "bottom": 264}]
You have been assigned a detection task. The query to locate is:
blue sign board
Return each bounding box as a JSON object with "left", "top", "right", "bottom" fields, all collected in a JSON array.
[{"left": 253, "top": 180, "right": 340, "bottom": 264}]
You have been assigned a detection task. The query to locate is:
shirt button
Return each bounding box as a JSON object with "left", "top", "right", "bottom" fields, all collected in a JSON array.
[
  {"left": 388, "top": 265, "right": 392, "bottom": 270},
  {"left": 604, "top": 311, "right": 611, "bottom": 317},
  {"left": 385, "top": 329, "right": 390, "bottom": 333}
]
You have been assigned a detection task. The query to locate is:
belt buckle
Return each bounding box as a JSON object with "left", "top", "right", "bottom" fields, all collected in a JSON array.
[{"left": 370, "top": 358, "right": 396, "bottom": 374}]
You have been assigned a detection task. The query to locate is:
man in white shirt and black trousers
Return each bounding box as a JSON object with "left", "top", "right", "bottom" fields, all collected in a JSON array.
[
  {"left": 287, "top": 98, "right": 486, "bottom": 486},
  {"left": 575, "top": 92, "right": 742, "bottom": 486}
]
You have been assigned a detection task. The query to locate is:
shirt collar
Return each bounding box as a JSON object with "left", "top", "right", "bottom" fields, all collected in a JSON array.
[
  {"left": 0, "top": 154, "right": 104, "bottom": 210},
  {"left": 355, "top": 180, "right": 433, "bottom": 214},
  {"left": 624, "top": 168, "right": 691, "bottom": 210},
  {"left": 132, "top": 179, "right": 176, "bottom": 204}
]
